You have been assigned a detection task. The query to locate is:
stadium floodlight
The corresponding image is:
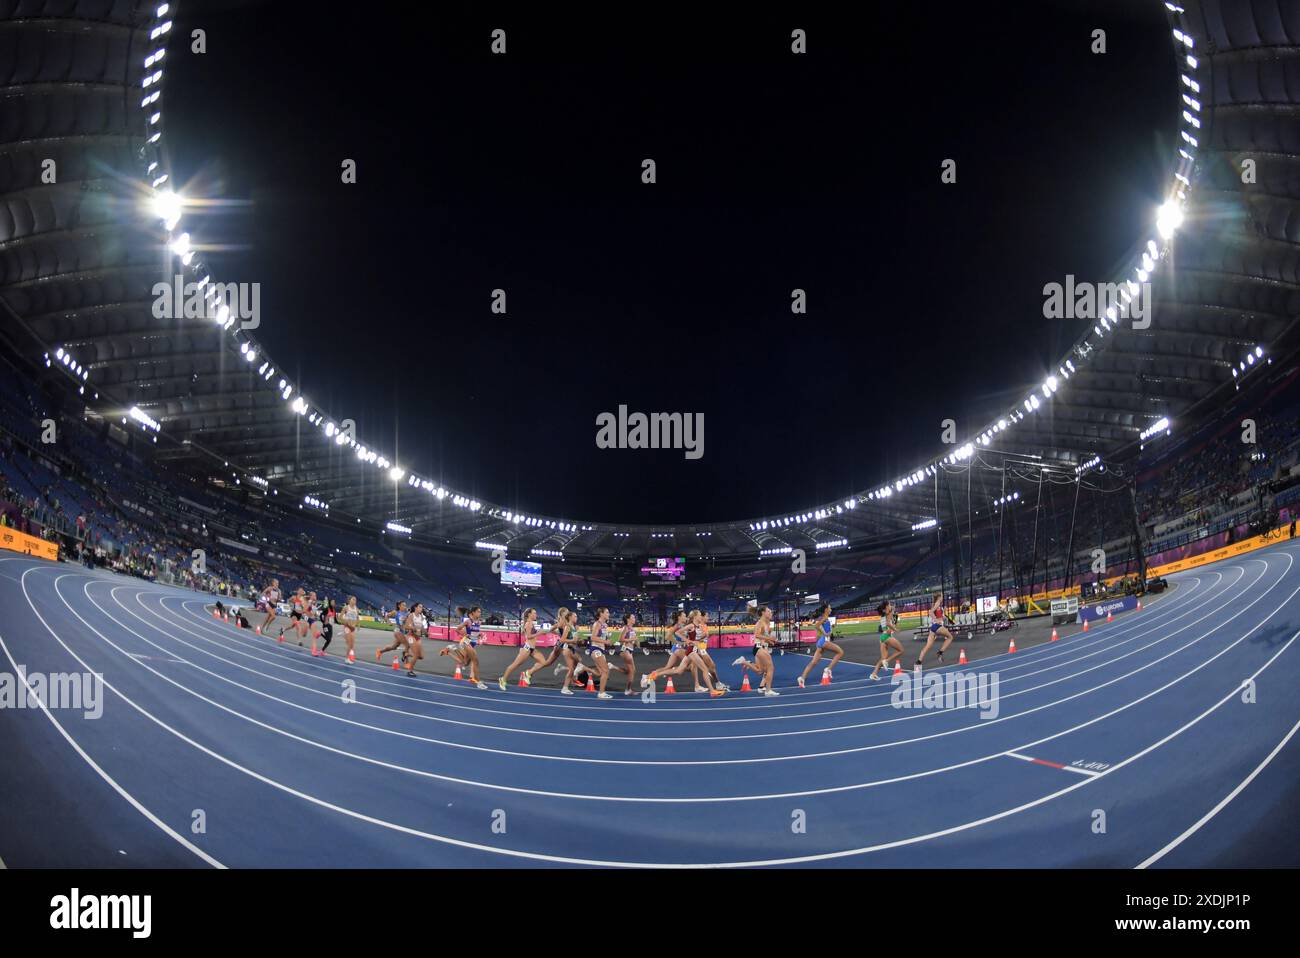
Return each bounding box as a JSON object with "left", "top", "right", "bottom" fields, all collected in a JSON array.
[
  {"left": 1140, "top": 417, "right": 1171, "bottom": 441},
  {"left": 128, "top": 405, "right": 160, "bottom": 432},
  {"left": 1156, "top": 199, "right": 1184, "bottom": 238},
  {"left": 385, "top": 521, "right": 412, "bottom": 535},
  {"left": 389, "top": 466, "right": 405, "bottom": 482},
  {"left": 911, "top": 518, "right": 937, "bottom": 531},
  {"left": 1255, "top": 346, "right": 1263, "bottom": 358},
  {"left": 151, "top": 189, "right": 183, "bottom": 230}
]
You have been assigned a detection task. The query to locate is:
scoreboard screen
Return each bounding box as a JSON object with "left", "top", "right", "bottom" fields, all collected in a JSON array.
[
  {"left": 501, "top": 559, "right": 542, "bottom": 588},
  {"left": 640, "top": 557, "right": 686, "bottom": 581}
]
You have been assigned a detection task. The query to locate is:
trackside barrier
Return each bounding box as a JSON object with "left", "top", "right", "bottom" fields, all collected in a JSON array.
[{"left": 0, "top": 527, "right": 58, "bottom": 561}]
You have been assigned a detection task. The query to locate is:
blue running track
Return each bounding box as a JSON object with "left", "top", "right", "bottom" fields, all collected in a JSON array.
[{"left": 1, "top": 541, "right": 1298, "bottom": 868}]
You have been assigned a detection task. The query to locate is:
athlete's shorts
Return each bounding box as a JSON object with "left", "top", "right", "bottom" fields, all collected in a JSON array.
[
  {"left": 929, "top": 623, "right": 942, "bottom": 633},
  {"left": 459, "top": 637, "right": 476, "bottom": 648},
  {"left": 256, "top": 600, "right": 270, "bottom": 613},
  {"left": 589, "top": 646, "right": 605, "bottom": 659},
  {"left": 879, "top": 632, "right": 894, "bottom": 644},
  {"left": 695, "top": 642, "right": 708, "bottom": 655},
  {"left": 815, "top": 634, "right": 830, "bottom": 649},
  {"left": 290, "top": 611, "right": 302, "bottom": 622}
]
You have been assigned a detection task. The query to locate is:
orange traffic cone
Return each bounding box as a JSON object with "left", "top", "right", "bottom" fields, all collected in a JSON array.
[
  {"left": 820, "top": 668, "right": 831, "bottom": 686},
  {"left": 1136, "top": 599, "right": 1143, "bottom": 611},
  {"left": 1106, "top": 611, "right": 1114, "bottom": 623},
  {"left": 454, "top": 665, "right": 464, "bottom": 680},
  {"left": 740, "top": 673, "right": 752, "bottom": 692},
  {"left": 255, "top": 626, "right": 262, "bottom": 635},
  {"left": 1008, "top": 638, "right": 1017, "bottom": 654},
  {"left": 664, "top": 677, "right": 676, "bottom": 694},
  {"left": 518, "top": 674, "right": 528, "bottom": 687},
  {"left": 958, "top": 648, "right": 968, "bottom": 665},
  {"left": 1051, "top": 627, "right": 1059, "bottom": 641},
  {"left": 893, "top": 658, "right": 903, "bottom": 676},
  {"left": 212, "top": 610, "right": 219, "bottom": 618},
  {"left": 1082, "top": 618, "right": 1090, "bottom": 633},
  {"left": 392, "top": 656, "right": 401, "bottom": 670},
  {"left": 347, "top": 649, "right": 355, "bottom": 664},
  {"left": 586, "top": 674, "right": 595, "bottom": 693}
]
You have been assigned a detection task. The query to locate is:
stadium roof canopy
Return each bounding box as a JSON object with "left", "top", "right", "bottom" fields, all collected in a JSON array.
[{"left": 2, "top": 0, "right": 1299, "bottom": 561}]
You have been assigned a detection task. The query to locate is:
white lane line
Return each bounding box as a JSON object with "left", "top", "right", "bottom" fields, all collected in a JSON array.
[
  {"left": 1137, "top": 714, "right": 1300, "bottom": 868},
  {"left": 22, "top": 566, "right": 1300, "bottom": 866},
  {"left": 1005, "top": 752, "right": 1103, "bottom": 776},
  {"left": 0, "top": 629, "right": 223, "bottom": 869}
]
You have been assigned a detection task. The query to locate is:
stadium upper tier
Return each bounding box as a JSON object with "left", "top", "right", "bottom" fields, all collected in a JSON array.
[{"left": 2, "top": 0, "right": 1300, "bottom": 561}]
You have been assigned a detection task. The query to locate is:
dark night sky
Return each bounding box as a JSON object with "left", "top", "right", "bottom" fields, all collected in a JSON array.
[{"left": 166, "top": 1, "right": 1178, "bottom": 525}]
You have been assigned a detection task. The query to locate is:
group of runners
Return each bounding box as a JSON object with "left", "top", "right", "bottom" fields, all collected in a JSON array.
[
  {"left": 253, "top": 578, "right": 363, "bottom": 662},
  {"left": 251, "top": 581, "right": 960, "bottom": 695}
]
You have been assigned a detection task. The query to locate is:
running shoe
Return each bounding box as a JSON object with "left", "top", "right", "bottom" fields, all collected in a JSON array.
[
  {"left": 406, "top": 670, "right": 417, "bottom": 679},
  {"left": 797, "top": 675, "right": 805, "bottom": 688},
  {"left": 709, "top": 688, "right": 726, "bottom": 697},
  {"left": 521, "top": 671, "right": 532, "bottom": 687},
  {"left": 560, "top": 686, "right": 574, "bottom": 695},
  {"left": 694, "top": 686, "right": 709, "bottom": 693},
  {"left": 375, "top": 648, "right": 381, "bottom": 661},
  {"left": 553, "top": 664, "right": 566, "bottom": 677},
  {"left": 475, "top": 681, "right": 488, "bottom": 691},
  {"left": 761, "top": 687, "right": 780, "bottom": 697},
  {"left": 731, "top": 656, "right": 747, "bottom": 666},
  {"left": 624, "top": 687, "right": 634, "bottom": 696},
  {"left": 498, "top": 677, "right": 507, "bottom": 691},
  {"left": 597, "top": 692, "right": 612, "bottom": 700},
  {"left": 869, "top": 672, "right": 881, "bottom": 681}
]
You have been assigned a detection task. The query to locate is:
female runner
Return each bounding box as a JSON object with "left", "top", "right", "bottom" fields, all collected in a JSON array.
[
  {"left": 916, "top": 592, "right": 954, "bottom": 668},
  {"left": 797, "top": 603, "right": 844, "bottom": 688},
  {"left": 585, "top": 606, "right": 615, "bottom": 699},
  {"left": 257, "top": 578, "right": 281, "bottom": 635},
  {"left": 643, "top": 610, "right": 726, "bottom": 696},
  {"left": 692, "top": 609, "right": 728, "bottom": 691},
  {"left": 610, "top": 612, "right": 640, "bottom": 695},
  {"left": 279, "top": 588, "right": 307, "bottom": 644},
  {"left": 440, "top": 605, "right": 490, "bottom": 690},
  {"left": 376, "top": 600, "right": 409, "bottom": 662},
  {"left": 403, "top": 601, "right": 428, "bottom": 678},
  {"left": 525, "top": 608, "right": 581, "bottom": 691},
  {"left": 499, "top": 608, "right": 550, "bottom": 690},
  {"left": 869, "top": 599, "right": 905, "bottom": 680},
  {"left": 732, "top": 605, "right": 779, "bottom": 696},
  {"left": 339, "top": 595, "right": 360, "bottom": 663}
]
